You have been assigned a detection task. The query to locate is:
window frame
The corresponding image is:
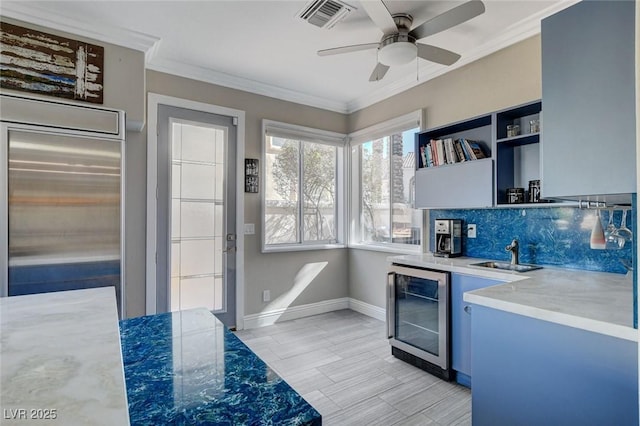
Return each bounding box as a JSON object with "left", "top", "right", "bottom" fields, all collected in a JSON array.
[
  {"left": 261, "top": 119, "right": 346, "bottom": 253},
  {"left": 348, "top": 110, "right": 424, "bottom": 254}
]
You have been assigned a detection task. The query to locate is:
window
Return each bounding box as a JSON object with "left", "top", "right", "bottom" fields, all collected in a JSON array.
[
  {"left": 262, "top": 120, "right": 345, "bottom": 251},
  {"left": 350, "top": 111, "right": 422, "bottom": 251}
]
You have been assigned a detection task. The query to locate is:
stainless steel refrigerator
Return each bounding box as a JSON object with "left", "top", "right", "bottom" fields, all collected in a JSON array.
[{"left": 1, "top": 94, "right": 125, "bottom": 316}]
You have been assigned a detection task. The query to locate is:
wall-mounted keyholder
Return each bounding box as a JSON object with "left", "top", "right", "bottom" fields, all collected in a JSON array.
[{"left": 245, "top": 158, "right": 259, "bottom": 193}]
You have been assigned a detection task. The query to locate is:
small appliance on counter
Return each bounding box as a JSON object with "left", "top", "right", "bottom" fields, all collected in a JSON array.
[{"left": 434, "top": 219, "right": 462, "bottom": 257}]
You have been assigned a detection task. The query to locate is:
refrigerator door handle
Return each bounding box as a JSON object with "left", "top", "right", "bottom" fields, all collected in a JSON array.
[{"left": 387, "top": 272, "right": 395, "bottom": 339}]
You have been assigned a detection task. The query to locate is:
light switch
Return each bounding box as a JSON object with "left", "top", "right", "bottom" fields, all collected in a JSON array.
[
  {"left": 244, "top": 223, "right": 255, "bottom": 235},
  {"left": 467, "top": 224, "right": 477, "bottom": 238}
]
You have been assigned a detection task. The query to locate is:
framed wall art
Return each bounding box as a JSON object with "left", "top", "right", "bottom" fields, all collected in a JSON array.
[
  {"left": 0, "top": 22, "right": 104, "bottom": 104},
  {"left": 245, "top": 158, "right": 259, "bottom": 193}
]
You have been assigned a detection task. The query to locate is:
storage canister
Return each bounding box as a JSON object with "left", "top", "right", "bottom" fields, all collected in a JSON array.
[
  {"left": 528, "top": 180, "right": 541, "bottom": 203},
  {"left": 507, "top": 188, "right": 525, "bottom": 204}
]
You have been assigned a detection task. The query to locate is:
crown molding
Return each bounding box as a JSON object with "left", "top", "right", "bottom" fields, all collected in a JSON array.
[
  {"left": 0, "top": 1, "right": 347, "bottom": 112},
  {"left": 0, "top": 2, "right": 160, "bottom": 61},
  {"left": 147, "top": 57, "right": 350, "bottom": 114},
  {"left": 0, "top": 0, "right": 580, "bottom": 116},
  {"left": 345, "top": 0, "right": 580, "bottom": 113}
]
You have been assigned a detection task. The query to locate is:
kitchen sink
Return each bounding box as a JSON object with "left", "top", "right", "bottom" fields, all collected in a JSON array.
[{"left": 469, "top": 261, "right": 543, "bottom": 273}]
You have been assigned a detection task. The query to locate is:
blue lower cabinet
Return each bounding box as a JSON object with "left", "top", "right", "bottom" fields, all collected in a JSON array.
[
  {"left": 471, "top": 305, "right": 638, "bottom": 426},
  {"left": 450, "top": 273, "right": 502, "bottom": 387}
]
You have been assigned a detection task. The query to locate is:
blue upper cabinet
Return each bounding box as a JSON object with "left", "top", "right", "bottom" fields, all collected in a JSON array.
[
  {"left": 415, "top": 114, "right": 494, "bottom": 209},
  {"left": 541, "top": 0, "right": 636, "bottom": 204}
]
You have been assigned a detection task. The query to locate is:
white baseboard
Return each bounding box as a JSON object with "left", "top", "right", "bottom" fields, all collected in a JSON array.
[
  {"left": 243, "top": 297, "right": 386, "bottom": 329},
  {"left": 243, "top": 297, "right": 349, "bottom": 329},
  {"left": 348, "top": 298, "right": 386, "bottom": 322}
]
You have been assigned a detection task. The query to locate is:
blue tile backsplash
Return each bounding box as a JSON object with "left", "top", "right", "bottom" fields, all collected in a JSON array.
[{"left": 430, "top": 204, "right": 636, "bottom": 275}]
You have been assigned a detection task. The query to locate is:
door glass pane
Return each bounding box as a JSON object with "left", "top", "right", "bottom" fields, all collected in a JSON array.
[
  {"left": 7, "top": 130, "right": 122, "bottom": 310},
  {"left": 395, "top": 274, "right": 440, "bottom": 356},
  {"left": 170, "top": 122, "right": 225, "bottom": 312}
]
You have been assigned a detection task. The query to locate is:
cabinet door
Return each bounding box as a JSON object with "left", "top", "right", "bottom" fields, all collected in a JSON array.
[
  {"left": 541, "top": 1, "right": 635, "bottom": 203},
  {"left": 415, "top": 159, "right": 493, "bottom": 209},
  {"left": 471, "top": 305, "right": 638, "bottom": 426},
  {"left": 451, "top": 273, "right": 502, "bottom": 384}
]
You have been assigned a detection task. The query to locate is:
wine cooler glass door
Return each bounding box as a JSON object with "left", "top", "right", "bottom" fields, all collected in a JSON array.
[{"left": 388, "top": 265, "right": 449, "bottom": 369}]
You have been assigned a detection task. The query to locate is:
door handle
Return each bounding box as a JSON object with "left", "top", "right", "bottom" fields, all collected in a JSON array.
[
  {"left": 464, "top": 305, "right": 472, "bottom": 314},
  {"left": 224, "top": 234, "right": 237, "bottom": 253},
  {"left": 387, "top": 272, "right": 395, "bottom": 338}
]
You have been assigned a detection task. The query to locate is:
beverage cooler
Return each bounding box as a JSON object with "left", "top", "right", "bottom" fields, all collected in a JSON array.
[
  {"left": 387, "top": 263, "right": 452, "bottom": 380},
  {"left": 0, "top": 94, "right": 125, "bottom": 317}
]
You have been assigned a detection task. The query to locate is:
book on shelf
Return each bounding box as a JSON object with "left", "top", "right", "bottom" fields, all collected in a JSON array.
[
  {"left": 453, "top": 139, "right": 467, "bottom": 162},
  {"left": 420, "top": 145, "right": 427, "bottom": 168},
  {"left": 436, "top": 139, "right": 445, "bottom": 166},
  {"left": 428, "top": 139, "right": 438, "bottom": 166},
  {"left": 444, "top": 137, "right": 456, "bottom": 164},
  {"left": 467, "top": 140, "right": 487, "bottom": 159},
  {"left": 459, "top": 138, "right": 473, "bottom": 160},
  {"left": 424, "top": 143, "right": 432, "bottom": 167},
  {"left": 419, "top": 142, "right": 434, "bottom": 167},
  {"left": 420, "top": 138, "right": 488, "bottom": 168}
]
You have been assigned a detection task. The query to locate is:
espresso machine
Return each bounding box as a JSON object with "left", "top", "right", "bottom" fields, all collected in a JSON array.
[{"left": 434, "top": 219, "right": 462, "bottom": 257}]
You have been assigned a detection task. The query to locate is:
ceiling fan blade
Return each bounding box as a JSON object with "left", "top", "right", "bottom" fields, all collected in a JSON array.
[
  {"left": 360, "top": 0, "right": 398, "bottom": 35},
  {"left": 417, "top": 43, "right": 461, "bottom": 66},
  {"left": 410, "top": 0, "right": 485, "bottom": 40},
  {"left": 318, "top": 43, "right": 379, "bottom": 56},
  {"left": 369, "top": 62, "right": 390, "bottom": 81}
]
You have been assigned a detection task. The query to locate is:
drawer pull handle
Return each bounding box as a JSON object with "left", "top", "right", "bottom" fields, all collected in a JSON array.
[{"left": 464, "top": 305, "right": 472, "bottom": 314}]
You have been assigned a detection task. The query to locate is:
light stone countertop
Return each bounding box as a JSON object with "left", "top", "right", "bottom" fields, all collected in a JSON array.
[
  {"left": 0, "top": 287, "right": 130, "bottom": 425},
  {"left": 389, "top": 254, "right": 637, "bottom": 342}
]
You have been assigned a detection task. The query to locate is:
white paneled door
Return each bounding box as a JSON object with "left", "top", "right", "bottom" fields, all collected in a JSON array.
[{"left": 156, "top": 105, "right": 237, "bottom": 327}]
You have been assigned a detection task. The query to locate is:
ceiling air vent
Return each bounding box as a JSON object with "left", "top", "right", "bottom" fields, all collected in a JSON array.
[{"left": 297, "top": 0, "right": 355, "bottom": 29}]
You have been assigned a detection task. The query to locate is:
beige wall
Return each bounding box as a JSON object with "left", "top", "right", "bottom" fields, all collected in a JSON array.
[
  {"left": 146, "top": 70, "right": 350, "bottom": 318},
  {"left": 349, "top": 35, "right": 542, "bottom": 133},
  {"left": 348, "top": 35, "right": 543, "bottom": 309},
  {"left": 124, "top": 130, "right": 147, "bottom": 317}
]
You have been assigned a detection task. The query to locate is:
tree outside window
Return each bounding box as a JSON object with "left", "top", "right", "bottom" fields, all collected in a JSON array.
[{"left": 265, "top": 136, "right": 337, "bottom": 246}]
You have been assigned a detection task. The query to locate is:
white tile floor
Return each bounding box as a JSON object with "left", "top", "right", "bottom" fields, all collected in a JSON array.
[{"left": 234, "top": 309, "right": 471, "bottom": 426}]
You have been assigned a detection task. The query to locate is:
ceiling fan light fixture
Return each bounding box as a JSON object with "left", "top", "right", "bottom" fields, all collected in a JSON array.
[{"left": 379, "top": 41, "right": 417, "bottom": 66}]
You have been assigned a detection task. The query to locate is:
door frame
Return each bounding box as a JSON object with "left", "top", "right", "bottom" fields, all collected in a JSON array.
[{"left": 146, "top": 93, "right": 245, "bottom": 329}]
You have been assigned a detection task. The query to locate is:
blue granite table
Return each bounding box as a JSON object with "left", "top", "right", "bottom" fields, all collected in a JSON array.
[{"left": 119, "top": 308, "right": 321, "bottom": 425}]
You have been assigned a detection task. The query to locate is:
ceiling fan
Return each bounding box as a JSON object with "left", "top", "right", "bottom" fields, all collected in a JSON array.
[{"left": 318, "top": 0, "right": 485, "bottom": 81}]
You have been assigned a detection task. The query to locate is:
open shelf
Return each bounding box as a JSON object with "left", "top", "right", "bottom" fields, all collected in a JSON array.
[
  {"left": 495, "top": 100, "right": 543, "bottom": 205},
  {"left": 496, "top": 133, "right": 540, "bottom": 146},
  {"left": 414, "top": 100, "right": 573, "bottom": 209}
]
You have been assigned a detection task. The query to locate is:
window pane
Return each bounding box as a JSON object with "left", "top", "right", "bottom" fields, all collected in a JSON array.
[
  {"left": 302, "top": 142, "right": 336, "bottom": 242},
  {"left": 359, "top": 127, "right": 421, "bottom": 246},
  {"left": 361, "top": 138, "right": 390, "bottom": 243},
  {"left": 265, "top": 137, "right": 299, "bottom": 244},
  {"left": 391, "top": 128, "right": 421, "bottom": 245}
]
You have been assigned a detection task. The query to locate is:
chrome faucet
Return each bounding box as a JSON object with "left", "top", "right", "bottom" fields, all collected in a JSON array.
[{"left": 505, "top": 239, "right": 519, "bottom": 265}]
